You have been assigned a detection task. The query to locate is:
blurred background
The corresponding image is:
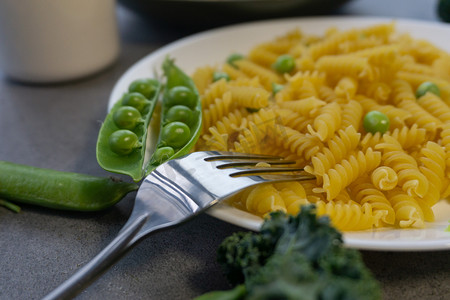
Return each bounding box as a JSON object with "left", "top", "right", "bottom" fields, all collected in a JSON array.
[
  {"left": 117, "top": 0, "right": 449, "bottom": 34},
  {"left": 114, "top": 0, "right": 449, "bottom": 53}
]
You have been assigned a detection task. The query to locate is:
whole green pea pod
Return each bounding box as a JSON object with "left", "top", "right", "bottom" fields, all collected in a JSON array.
[{"left": 0, "top": 161, "right": 138, "bottom": 211}]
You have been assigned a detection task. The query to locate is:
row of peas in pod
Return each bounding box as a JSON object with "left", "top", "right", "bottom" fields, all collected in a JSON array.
[
  {"left": 96, "top": 57, "right": 202, "bottom": 182},
  {"left": 146, "top": 58, "right": 202, "bottom": 171}
]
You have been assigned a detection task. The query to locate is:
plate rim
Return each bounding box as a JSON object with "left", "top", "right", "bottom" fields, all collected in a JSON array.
[{"left": 108, "top": 16, "right": 450, "bottom": 251}]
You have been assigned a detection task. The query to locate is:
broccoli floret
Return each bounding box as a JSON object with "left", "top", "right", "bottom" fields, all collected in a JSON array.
[{"left": 199, "top": 204, "right": 382, "bottom": 300}]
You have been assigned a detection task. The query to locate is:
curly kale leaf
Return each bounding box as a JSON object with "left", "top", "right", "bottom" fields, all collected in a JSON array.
[
  {"left": 212, "top": 204, "right": 381, "bottom": 300},
  {"left": 246, "top": 252, "right": 320, "bottom": 300},
  {"left": 268, "top": 205, "right": 343, "bottom": 263},
  {"left": 217, "top": 231, "right": 275, "bottom": 285}
]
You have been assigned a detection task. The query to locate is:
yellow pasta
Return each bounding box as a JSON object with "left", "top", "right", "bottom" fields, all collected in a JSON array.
[
  {"left": 418, "top": 141, "right": 446, "bottom": 207},
  {"left": 315, "top": 55, "right": 374, "bottom": 81},
  {"left": 191, "top": 65, "right": 215, "bottom": 94},
  {"left": 370, "top": 166, "right": 398, "bottom": 191},
  {"left": 278, "top": 96, "right": 326, "bottom": 116},
  {"left": 275, "top": 108, "right": 312, "bottom": 132},
  {"left": 389, "top": 124, "right": 427, "bottom": 149},
  {"left": 334, "top": 76, "right": 358, "bottom": 100},
  {"left": 375, "top": 135, "right": 429, "bottom": 198},
  {"left": 228, "top": 85, "right": 270, "bottom": 109},
  {"left": 201, "top": 78, "right": 229, "bottom": 108},
  {"left": 269, "top": 125, "right": 323, "bottom": 160},
  {"left": 193, "top": 22, "right": 450, "bottom": 231},
  {"left": 340, "top": 100, "right": 363, "bottom": 130},
  {"left": 387, "top": 188, "right": 425, "bottom": 228},
  {"left": 202, "top": 91, "right": 234, "bottom": 132},
  {"left": 320, "top": 148, "right": 382, "bottom": 200},
  {"left": 417, "top": 91, "right": 450, "bottom": 123},
  {"left": 349, "top": 176, "right": 395, "bottom": 225},
  {"left": 305, "top": 125, "right": 360, "bottom": 178},
  {"left": 307, "top": 102, "right": 341, "bottom": 141},
  {"left": 234, "top": 59, "right": 283, "bottom": 90},
  {"left": 315, "top": 199, "right": 384, "bottom": 231}
]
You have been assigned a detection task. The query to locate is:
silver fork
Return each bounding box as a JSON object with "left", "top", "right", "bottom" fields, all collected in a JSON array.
[{"left": 43, "top": 151, "right": 315, "bottom": 300}]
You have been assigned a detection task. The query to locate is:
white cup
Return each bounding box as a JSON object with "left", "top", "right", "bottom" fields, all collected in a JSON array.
[{"left": 0, "top": 0, "right": 120, "bottom": 83}]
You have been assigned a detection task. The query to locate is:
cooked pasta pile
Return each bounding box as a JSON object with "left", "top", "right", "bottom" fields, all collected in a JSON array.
[{"left": 191, "top": 22, "right": 450, "bottom": 231}]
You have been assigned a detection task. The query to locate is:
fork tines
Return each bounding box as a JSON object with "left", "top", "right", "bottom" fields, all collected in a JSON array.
[{"left": 205, "top": 152, "right": 316, "bottom": 181}]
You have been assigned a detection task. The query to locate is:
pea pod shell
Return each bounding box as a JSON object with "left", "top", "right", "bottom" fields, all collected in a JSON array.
[
  {"left": 96, "top": 80, "right": 161, "bottom": 182},
  {"left": 0, "top": 161, "right": 138, "bottom": 211},
  {"left": 146, "top": 57, "right": 202, "bottom": 173}
]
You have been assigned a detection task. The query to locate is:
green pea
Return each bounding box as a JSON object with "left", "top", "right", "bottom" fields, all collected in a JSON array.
[
  {"left": 213, "top": 71, "right": 230, "bottom": 82},
  {"left": 363, "top": 111, "right": 390, "bottom": 134},
  {"left": 160, "top": 121, "right": 191, "bottom": 149},
  {"left": 246, "top": 108, "right": 261, "bottom": 113},
  {"left": 113, "top": 106, "right": 143, "bottom": 130},
  {"left": 416, "top": 81, "right": 440, "bottom": 98},
  {"left": 128, "top": 78, "right": 159, "bottom": 99},
  {"left": 166, "top": 86, "right": 196, "bottom": 108},
  {"left": 109, "top": 130, "right": 141, "bottom": 155},
  {"left": 272, "top": 54, "right": 296, "bottom": 73},
  {"left": 164, "top": 105, "right": 193, "bottom": 125},
  {"left": 272, "top": 82, "right": 284, "bottom": 95},
  {"left": 150, "top": 146, "right": 175, "bottom": 165},
  {"left": 227, "top": 53, "right": 245, "bottom": 68},
  {"left": 122, "top": 92, "right": 151, "bottom": 112}
]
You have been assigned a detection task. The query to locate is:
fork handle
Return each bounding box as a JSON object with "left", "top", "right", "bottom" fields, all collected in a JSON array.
[{"left": 42, "top": 213, "right": 149, "bottom": 300}]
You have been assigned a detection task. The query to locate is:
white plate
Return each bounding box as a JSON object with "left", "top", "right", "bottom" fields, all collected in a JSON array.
[{"left": 109, "top": 16, "right": 450, "bottom": 251}]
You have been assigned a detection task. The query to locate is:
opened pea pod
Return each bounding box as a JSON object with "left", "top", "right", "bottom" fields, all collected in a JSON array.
[
  {"left": 96, "top": 77, "right": 161, "bottom": 181},
  {"left": 96, "top": 57, "right": 202, "bottom": 181},
  {"left": 146, "top": 57, "right": 202, "bottom": 171}
]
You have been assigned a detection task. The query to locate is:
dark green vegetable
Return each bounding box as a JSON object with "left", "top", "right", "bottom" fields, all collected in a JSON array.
[
  {"left": 164, "top": 105, "right": 194, "bottom": 125},
  {"left": 96, "top": 78, "right": 161, "bottom": 182},
  {"left": 0, "top": 161, "right": 138, "bottom": 211},
  {"left": 213, "top": 71, "right": 231, "bottom": 82},
  {"left": 196, "top": 205, "right": 381, "bottom": 300},
  {"left": 146, "top": 57, "right": 202, "bottom": 171},
  {"left": 271, "top": 82, "right": 284, "bottom": 95},
  {"left": 108, "top": 129, "right": 141, "bottom": 156},
  {"left": 227, "top": 53, "right": 245, "bottom": 68},
  {"left": 128, "top": 78, "right": 159, "bottom": 99},
  {"left": 159, "top": 122, "right": 191, "bottom": 148},
  {"left": 272, "top": 54, "right": 296, "bottom": 73},
  {"left": 96, "top": 57, "right": 201, "bottom": 181},
  {"left": 363, "top": 110, "right": 390, "bottom": 134},
  {"left": 112, "top": 106, "right": 143, "bottom": 130},
  {"left": 195, "top": 285, "right": 246, "bottom": 300},
  {"left": 166, "top": 85, "right": 197, "bottom": 108},
  {"left": 0, "top": 199, "right": 21, "bottom": 213},
  {"left": 150, "top": 146, "right": 175, "bottom": 165},
  {"left": 416, "top": 81, "right": 440, "bottom": 98},
  {"left": 121, "top": 92, "right": 151, "bottom": 113}
]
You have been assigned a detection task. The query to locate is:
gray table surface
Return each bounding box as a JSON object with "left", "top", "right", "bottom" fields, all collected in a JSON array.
[{"left": 1, "top": 0, "right": 449, "bottom": 299}]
